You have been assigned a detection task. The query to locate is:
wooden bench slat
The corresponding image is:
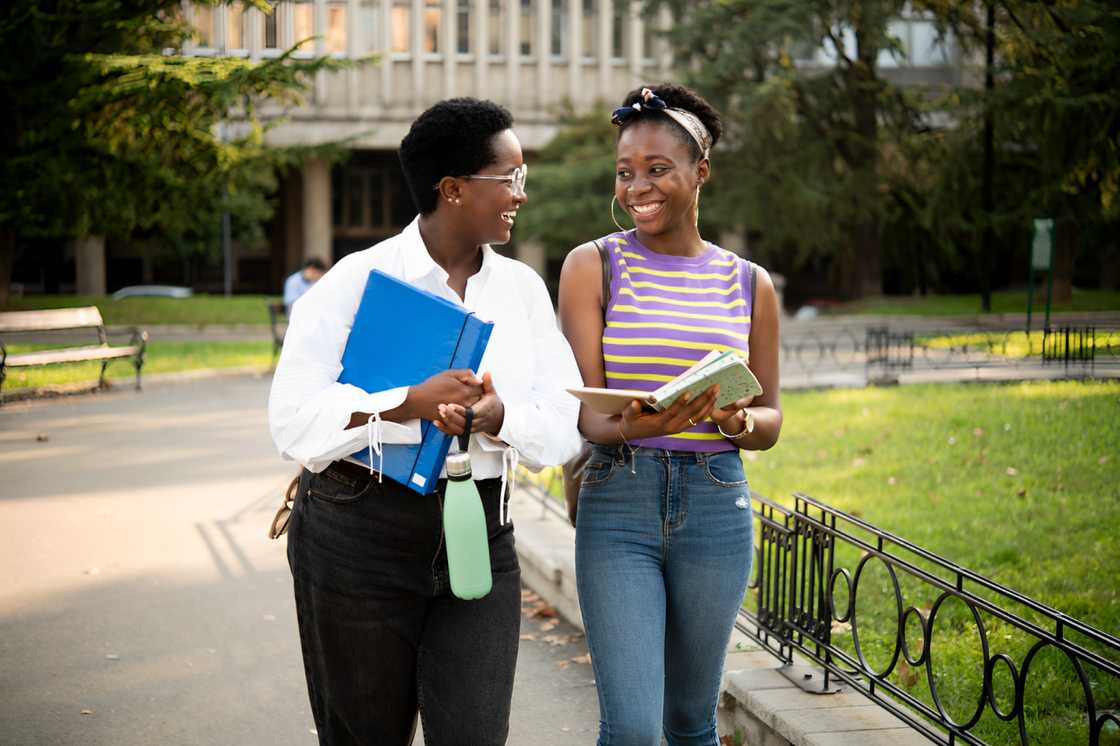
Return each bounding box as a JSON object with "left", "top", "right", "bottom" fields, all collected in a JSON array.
[
  {"left": 0, "top": 307, "right": 106, "bottom": 333},
  {"left": 7, "top": 345, "right": 140, "bottom": 367}
]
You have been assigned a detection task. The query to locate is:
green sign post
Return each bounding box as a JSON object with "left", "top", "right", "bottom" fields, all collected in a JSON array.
[{"left": 1026, "top": 218, "right": 1055, "bottom": 333}]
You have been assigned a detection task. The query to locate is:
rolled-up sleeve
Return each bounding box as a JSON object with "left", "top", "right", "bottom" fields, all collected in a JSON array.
[
  {"left": 480, "top": 271, "right": 583, "bottom": 469},
  {"left": 268, "top": 258, "right": 421, "bottom": 473}
]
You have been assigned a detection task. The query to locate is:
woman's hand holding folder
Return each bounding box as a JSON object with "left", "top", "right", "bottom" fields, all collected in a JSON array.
[
  {"left": 436, "top": 372, "right": 504, "bottom": 437},
  {"left": 346, "top": 369, "right": 483, "bottom": 430}
]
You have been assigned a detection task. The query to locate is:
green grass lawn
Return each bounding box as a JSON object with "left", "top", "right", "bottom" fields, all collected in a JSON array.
[
  {"left": 2, "top": 341, "right": 273, "bottom": 391},
  {"left": 0, "top": 294, "right": 279, "bottom": 325},
  {"left": 522, "top": 380, "right": 1119, "bottom": 744},
  {"left": 837, "top": 288, "right": 1120, "bottom": 316}
]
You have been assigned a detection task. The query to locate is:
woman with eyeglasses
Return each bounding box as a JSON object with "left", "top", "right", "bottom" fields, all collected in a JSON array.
[
  {"left": 558, "top": 84, "right": 783, "bottom": 745},
  {"left": 269, "top": 98, "right": 582, "bottom": 745}
]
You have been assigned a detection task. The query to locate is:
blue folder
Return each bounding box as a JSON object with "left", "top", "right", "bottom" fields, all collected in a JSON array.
[{"left": 338, "top": 269, "right": 493, "bottom": 494}]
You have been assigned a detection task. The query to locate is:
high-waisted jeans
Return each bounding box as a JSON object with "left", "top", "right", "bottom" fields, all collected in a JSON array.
[
  {"left": 286, "top": 460, "right": 520, "bottom": 746},
  {"left": 575, "top": 444, "right": 754, "bottom": 746}
]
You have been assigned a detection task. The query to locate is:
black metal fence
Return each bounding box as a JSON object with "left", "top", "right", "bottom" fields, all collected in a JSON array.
[
  {"left": 776, "top": 325, "right": 1120, "bottom": 381},
  {"left": 739, "top": 492, "right": 1120, "bottom": 745}
]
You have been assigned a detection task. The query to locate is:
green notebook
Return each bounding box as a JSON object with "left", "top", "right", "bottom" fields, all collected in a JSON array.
[{"left": 568, "top": 350, "right": 763, "bottom": 415}]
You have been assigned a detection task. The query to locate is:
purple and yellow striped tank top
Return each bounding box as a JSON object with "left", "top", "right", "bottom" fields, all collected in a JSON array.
[{"left": 601, "top": 230, "right": 754, "bottom": 452}]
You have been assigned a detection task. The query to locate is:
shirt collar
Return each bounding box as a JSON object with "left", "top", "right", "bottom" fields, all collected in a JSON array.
[{"left": 400, "top": 215, "right": 500, "bottom": 283}]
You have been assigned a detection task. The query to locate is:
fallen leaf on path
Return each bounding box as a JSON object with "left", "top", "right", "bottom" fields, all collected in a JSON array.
[
  {"left": 557, "top": 660, "right": 570, "bottom": 670},
  {"left": 36, "top": 434, "right": 50, "bottom": 442},
  {"left": 80, "top": 709, "right": 94, "bottom": 716},
  {"left": 527, "top": 604, "right": 557, "bottom": 619},
  {"left": 519, "top": 634, "right": 538, "bottom": 641},
  {"left": 571, "top": 654, "right": 592, "bottom": 665},
  {"left": 539, "top": 619, "right": 559, "bottom": 632}
]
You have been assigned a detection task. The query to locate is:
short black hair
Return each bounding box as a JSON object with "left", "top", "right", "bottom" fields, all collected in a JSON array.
[
  {"left": 617, "top": 84, "right": 723, "bottom": 162},
  {"left": 303, "top": 258, "right": 327, "bottom": 271},
  {"left": 399, "top": 98, "right": 515, "bottom": 215}
]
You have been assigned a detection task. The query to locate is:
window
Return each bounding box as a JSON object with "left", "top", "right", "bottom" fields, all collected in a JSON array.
[
  {"left": 457, "top": 0, "right": 471, "bottom": 53},
  {"left": 551, "top": 0, "right": 567, "bottom": 57},
  {"left": 520, "top": 0, "right": 535, "bottom": 56},
  {"left": 264, "top": 4, "right": 279, "bottom": 49},
  {"left": 611, "top": 0, "right": 628, "bottom": 59},
  {"left": 423, "top": 0, "right": 442, "bottom": 53},
  {"left": 326, "top": 2, "right": 347, "bottom": 54},
  {"left": 332, "top": 161, "right": 414, "bottom": 234},
  {"left": 193, "top": 5, "right": 214, "bottom": 47},
  {"left": 391, "top": 0, "right": 410, "bottom": 53},
  {"left": 489, "top": 0, "right": 505, "bottom": 56},
  {"left": 293, "top": 2, "right": 314, "bottom": 50},
  {"left": 227, "top": 3, "right": 245, "bottom": 50},
  {"left": 581, "top": 0, "right": 596, "bottom": 60}
]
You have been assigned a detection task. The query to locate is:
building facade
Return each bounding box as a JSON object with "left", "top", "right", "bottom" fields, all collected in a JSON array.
[{"left": 186, "top": 0, "right": 675, "bottom": 292}]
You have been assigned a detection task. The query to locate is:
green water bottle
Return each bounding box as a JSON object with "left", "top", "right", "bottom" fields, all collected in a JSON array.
[{"left": 443, "top": 407, "right": 492, "bottom": 600}]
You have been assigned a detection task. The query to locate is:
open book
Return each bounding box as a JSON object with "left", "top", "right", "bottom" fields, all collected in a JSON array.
[{"left": 567, "top": 350, "right": 763, "bottom": 415}]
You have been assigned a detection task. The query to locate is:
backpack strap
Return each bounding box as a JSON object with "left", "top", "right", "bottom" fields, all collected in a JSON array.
[{"left": 593, "top": 238, "right": 611, "bottom": 320}]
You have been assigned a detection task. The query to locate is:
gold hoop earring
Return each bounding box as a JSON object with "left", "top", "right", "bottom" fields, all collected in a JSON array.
[{"left": 610, "top": 195, "right": 629, "bottom": 232}]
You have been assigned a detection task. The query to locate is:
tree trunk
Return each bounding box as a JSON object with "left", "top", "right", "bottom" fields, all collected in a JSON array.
[
  {"left": 1051, "top": 217, "right": 1077, "bottom": 303},
  {"left": 851, "top": 19, "right": 883, "bottom": 299},
  {"left": 0, "top": 229, "right": 14, "bottom": 306},
  {"left": 74, "top": 235, "right": 107, "bottom": 296}
]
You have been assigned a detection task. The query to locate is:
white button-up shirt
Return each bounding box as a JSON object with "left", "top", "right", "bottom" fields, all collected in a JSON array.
[{"left": 268, "top": 217, "right": 583, "bottom": 479}]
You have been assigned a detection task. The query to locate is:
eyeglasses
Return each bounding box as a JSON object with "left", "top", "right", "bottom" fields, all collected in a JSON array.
[
  {"left": 461, "top": 164, "right": 528, "bottom": 197},
  {"left": 610, "top": 91, "right": 668, "bottom": 126}
]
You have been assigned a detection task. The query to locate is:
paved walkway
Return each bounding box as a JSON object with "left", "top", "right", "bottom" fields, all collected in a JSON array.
[{"left": 0, "top": 376, "right": 598, "bottom": 745}]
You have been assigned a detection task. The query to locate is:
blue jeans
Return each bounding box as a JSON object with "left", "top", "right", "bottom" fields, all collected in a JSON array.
[{"left": 575, "top": 444, "right": 753, "bottom": 746}]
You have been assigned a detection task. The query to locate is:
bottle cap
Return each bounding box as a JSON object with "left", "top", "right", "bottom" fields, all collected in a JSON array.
[{"left": 446, "top": 452, "right": 471, "bottom": 479}]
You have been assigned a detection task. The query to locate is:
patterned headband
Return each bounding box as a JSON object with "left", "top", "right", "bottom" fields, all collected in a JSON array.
[{"left": 610, "top": 87, "right": 713, "bottom": 159}]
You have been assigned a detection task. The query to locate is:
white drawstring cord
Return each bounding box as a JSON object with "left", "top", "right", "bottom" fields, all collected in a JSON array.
[
  {"left": 499, "top": 446, "right": 519, "bottom": 526},
  {"left": 366, "top": 412, "right": 383, "bottom": 483}
]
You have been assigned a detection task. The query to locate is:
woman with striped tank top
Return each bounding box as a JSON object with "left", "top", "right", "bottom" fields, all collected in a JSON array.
[{"left": 558, "top": 85, "right": 783, "bottom": 746}]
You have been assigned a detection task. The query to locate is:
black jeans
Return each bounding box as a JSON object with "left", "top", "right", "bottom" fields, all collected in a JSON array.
[{"left": 286, "top": 460, "right": 521, "bottom": 746}]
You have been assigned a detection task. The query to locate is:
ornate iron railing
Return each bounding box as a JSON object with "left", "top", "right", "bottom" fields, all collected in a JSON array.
[{"left": 738, "top": 492, "right": 1120, "bottom": 745}]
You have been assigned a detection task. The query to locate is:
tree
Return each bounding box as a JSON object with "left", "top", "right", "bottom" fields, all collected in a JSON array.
[
  {"left": 988, "top": 0, "right": 1120, "bottom": 301},
  {"left": 0, "top": 0, "right": 357, "bottom": 303},
  {"left": 516, "top": 106, "right": 620, "bottom": 257},
  {"left": 649, "top": 0, "right": 948, "bottom": 298}
]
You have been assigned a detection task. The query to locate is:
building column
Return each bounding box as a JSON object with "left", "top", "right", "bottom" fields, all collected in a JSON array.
[
  {"left": 411, "top": 0, "right": 424, "bottom": 104},
  {"left": 302, "top": 159, "right": 332, "bottom": 266},
  {"left": 347, "top": 0, "right": 359, "bottom": 112},
  {"left": 537, "top": 0, "right": 551, "bottom": 106},
  {"left": 628, "top": 0, "right": 642, "bottom": 82},
  {"left": 315, "top": 0, "right": 329, "bottom": 104},
  {"left": 444, "top": 0, "right": 458, "bottom": 98},
  {"left": 568, "top": 0, "right": 582, "bottom": 102},
  {"left": 598, "top": 0, "right": 612, "bottom": 98},
  {"left": 475, "top": 0, "right": 489, "bottom": 99},
  {"left": 518, "top": 239, "right": 547, "bottom": 280},
  {"left": 380, "top": 0, "right": 393, "bottom": 105},
  {"left": 74, "top": 236, "right": 106, "bottom": 296},
  {"left": 507, "top": 0, "right": 520, "bottom": 104}
]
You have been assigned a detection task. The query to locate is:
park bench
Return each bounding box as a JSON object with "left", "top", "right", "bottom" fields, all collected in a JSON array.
[
  {"left": 268, "top": 302, "right": 287, "bottom": 360},
  {"left": 0, "top": 307, "right": 148, "bottom": 403}
]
